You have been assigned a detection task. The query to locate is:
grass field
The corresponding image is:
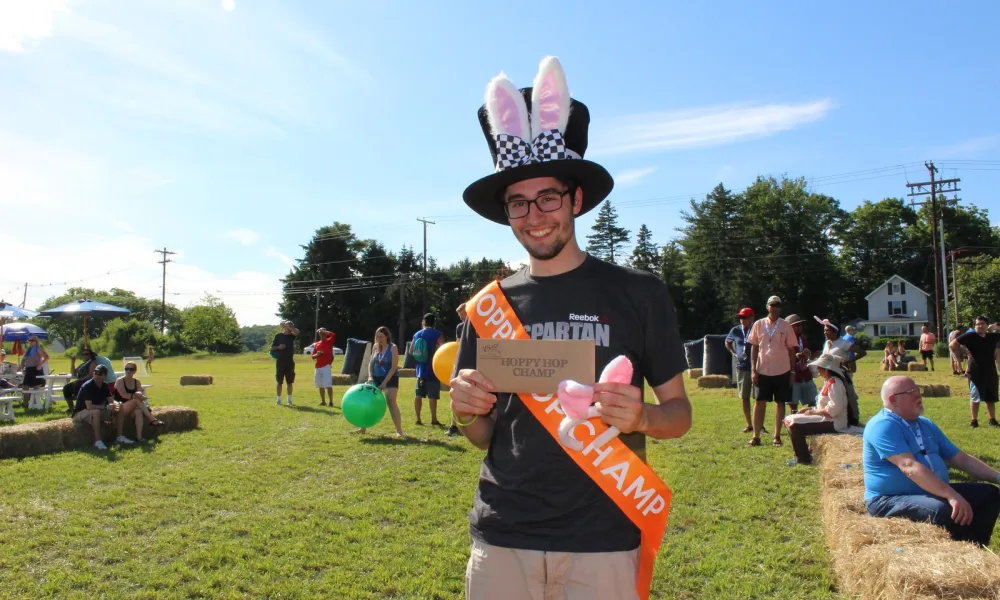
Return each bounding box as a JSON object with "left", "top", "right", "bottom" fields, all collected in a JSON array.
[{"left": 0, "top": 353, "right": 997, "bottom": 599}]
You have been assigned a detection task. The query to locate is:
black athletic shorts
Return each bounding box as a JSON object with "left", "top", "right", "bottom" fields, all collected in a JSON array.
[
  {"left": 921, "top": 350, "right": 934, "bottom": 360},
  {"left": 276, "top": 360, "right": 296, "bottom": 384},
  {"left": 756, "top": 372, "right": 792, "bottom": 404},
  {"left": 415, "top": 377, "right": 440, "bottom": 399}
]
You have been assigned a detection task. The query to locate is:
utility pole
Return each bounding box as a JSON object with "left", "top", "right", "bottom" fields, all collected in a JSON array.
[
  {"left": 939, "top": 219, "right": 948, "bottom": 332},
  {"left": 154, "top": 247, "right": 177, "bottom": 334},
  {"left": 398, "top": 275, "right": 405, "bottom": 348},
  {"left": 416, "top": 218, "right": 435, "bottom": 315},
  {"left": 21, "top": 283, "right": 27, "bottom": 308},
  {"left": 906, "top": 161, "right": 961, "bottom": 340},
  {"left": 313, "top": 292, "right": 320, "bottom": 336}
]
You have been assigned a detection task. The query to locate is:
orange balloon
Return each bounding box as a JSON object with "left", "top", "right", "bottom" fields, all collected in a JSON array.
[{"left": 432, "top": 341, "right": 460, "bottom": 384}]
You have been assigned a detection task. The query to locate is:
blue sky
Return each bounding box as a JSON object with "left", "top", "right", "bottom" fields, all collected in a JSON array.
[{"left": 1, "top": 0, "right": 998, "bottom": 326}]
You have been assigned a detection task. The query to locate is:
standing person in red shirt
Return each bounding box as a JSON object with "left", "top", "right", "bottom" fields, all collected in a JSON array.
[
  {"left": 919, "top": 325, "right": 937, "bottom": 372},
  {"left": 312, "top": 328, "right": 336, "bottom": 407}
]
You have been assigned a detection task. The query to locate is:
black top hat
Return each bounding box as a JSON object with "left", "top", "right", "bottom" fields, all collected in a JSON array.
[{"left": 462, "top": 57, "right": 614, "bottom": 225}]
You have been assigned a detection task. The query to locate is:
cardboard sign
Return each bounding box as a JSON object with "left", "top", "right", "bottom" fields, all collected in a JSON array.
[{"left": 476, "top": 339, "right": 595, "bottom": 394}]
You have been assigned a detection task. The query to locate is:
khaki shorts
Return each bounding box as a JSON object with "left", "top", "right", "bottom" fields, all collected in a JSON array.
[
  {"left": 465, "top": 538, "right": 639, "bottom": 600},
  {"left": 736, "top": 370, "right": 753, "bottom": 401},
  {"left": 72, "top": 406, "right": 113, "bottom": 425}
]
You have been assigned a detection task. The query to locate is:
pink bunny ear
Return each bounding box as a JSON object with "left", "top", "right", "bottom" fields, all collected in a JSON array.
[
  {"left": 558, "top": 380, "right": 594, "bottom": 420},
  {"left": 531, "top": 56, "right": 570, "bottom": 139},
  {"left": 599, "top": 355, "right": 634, "bottom": 385},
  {"left": 485, "top": 73, "right": 529, "bottom": 140}
]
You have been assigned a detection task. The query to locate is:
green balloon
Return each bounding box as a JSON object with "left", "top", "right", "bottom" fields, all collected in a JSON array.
[{"left": 342, "top": 383, "right": 387, "bottom": 428}]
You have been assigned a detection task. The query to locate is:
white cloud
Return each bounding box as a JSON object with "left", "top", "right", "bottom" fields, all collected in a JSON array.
[
  {"left": 0, "top": 232, "right": 283, "bottom": 327},
  {"left": 591, "top": 99, "right": 835, "bottom": 156},
  {"left": 221, "top": 0, "right": 235, "bottom": 11},
  {"left": 128, "top": 167, "right": 174, "bottom": 187},
  {"left": 265, "top": 246, "right": 296, "bottom": 270},
  {"left": 0, "top": 0, "right": 71, "bottom": 53},
  {"left": 226, "top": 229, "right": 261, "bottom": 246},
  {"left": 615, "top": 166, "right": 658, "bottom": 187},
  {"left": 931, "top": 134, "right": 1000, "bottom": 158}
]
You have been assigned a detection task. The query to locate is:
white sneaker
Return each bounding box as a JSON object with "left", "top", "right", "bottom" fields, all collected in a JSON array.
[
  {"left": 94, "top": 440, "right": 108, "bottom": 450},
  {"left": 286, "top": 400, "right": 293, "bottom": 407},
  {"left": 275, "top": 397, "right": 282, "bottom": 405},
  {"left": 115, "top": 435, "right": 136, "bottom": 445}
]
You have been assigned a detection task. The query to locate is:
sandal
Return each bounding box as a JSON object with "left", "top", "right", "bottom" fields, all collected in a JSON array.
[
  {"left": 741, "top": 426, "right": 753, "bottom": 433},
  {"left": 772, "top": 438, "right": 783, "bottom": 447},
  {"left": 746, "top": 437, "right": 761, "bottom": 447},
  {"left": 150, "top": 420, "right": 165, "bottom": 427}
]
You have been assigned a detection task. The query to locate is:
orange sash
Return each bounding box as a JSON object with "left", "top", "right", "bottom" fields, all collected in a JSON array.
[{"left": 465, "top": 281, "right": 671, "bottom": 600}]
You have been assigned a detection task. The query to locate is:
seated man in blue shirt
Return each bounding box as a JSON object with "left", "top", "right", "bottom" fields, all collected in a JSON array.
[
  {"left": 864, "top": 375, "right": 1000, "bottom": 546},
  {"left": 71, "top": 365, "right": 120, "bottom": 451}
]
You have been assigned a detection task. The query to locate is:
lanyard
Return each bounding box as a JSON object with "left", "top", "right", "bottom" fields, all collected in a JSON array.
[
  {"left": 763, "top": 318, "right": 778, "bottom": 338},
  {"left": 885, "top": 410, "right": 929, "bottom": 464}
]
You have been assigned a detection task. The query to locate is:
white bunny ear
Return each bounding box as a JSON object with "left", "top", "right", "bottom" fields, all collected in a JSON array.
[
  {"left": 531, "top": 56, "right": 571, "bottom": 139},
  {"left": 485, "top": 72, "right": 530, "bottom": 140}
]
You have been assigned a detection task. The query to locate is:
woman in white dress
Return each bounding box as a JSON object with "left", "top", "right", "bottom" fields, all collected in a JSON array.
[{"left": 783, "top": 353, "right": 849, "bottom": 465}]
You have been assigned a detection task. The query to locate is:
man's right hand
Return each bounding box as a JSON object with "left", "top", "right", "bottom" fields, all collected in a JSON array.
[
  {"left": 449, "top": 369, "right": 497, "bottom": 419},
  {"left": 949, "top": 495, "right": 974, "bottom": 526},
  {"left": 278, "top": 344, "right": 286, "bottom": 350}
]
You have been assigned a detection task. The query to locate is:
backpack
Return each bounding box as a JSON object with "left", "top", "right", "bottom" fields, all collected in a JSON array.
[{"left": 411, "top": 336, "right": 430, "bottom": 364}]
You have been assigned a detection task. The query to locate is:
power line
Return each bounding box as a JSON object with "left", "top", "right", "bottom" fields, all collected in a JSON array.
[{"left": 155, "top": 247, "right": 177, "bottom": 334}]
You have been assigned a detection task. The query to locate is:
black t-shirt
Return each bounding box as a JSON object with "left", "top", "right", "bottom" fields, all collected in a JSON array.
[
  {"left": 957, "top": 331, "right": 1000, "bottom": 380},
  {"left": 456, "top": 321, "right": 465, "bottom": 340},
  {"left": 74, "top": 379, "right": 112, "bottom": 413},
  {"left": 271, "top": 332, "right": 296, "bottom": 362},
  {"left": 455, "top": 254, "right": 687, "bottom": 553}
]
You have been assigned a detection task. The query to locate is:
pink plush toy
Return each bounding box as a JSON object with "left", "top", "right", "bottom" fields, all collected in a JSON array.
[{"left": 556, "top": 355, "right": 634, "bottom": 451}]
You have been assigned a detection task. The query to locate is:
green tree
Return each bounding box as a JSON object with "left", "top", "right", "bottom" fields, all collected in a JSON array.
[
  {"left": 96, "top": 318, "right": 160, "bottom": 359},
  {"left": 586, "top": 201, "right": 631, "bottom": 263},
  {"left": 955, "top": 256, "right": 1000, "bottom": 328},
  {"left": 658, "top": 241, "right": 691, "bottom": 337},
  {"left": 182, "top": 294, "right": 243, "bottom": 353},
  {"left": 33, "top": 287, "right": 183, "bottom": 347},
  {"left": 241, "top": 324, "right": 281, "bottom": 352},
  {"left": 629, "top": 224, "right": 660, "bottom": 274}
]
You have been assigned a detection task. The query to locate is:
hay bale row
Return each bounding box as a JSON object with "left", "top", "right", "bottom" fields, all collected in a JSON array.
[
  {"left": 907, "top": 363, "right": 927, "bottom": 372},
  {"left": 397, "top": 368, "right": 416, "bottom": 378},
  {"left": 814, "top": 436, "right": 1000, "bottom": 599},
  {"left": 916, "top": 384, "right": 951, "bottom": 398},
  {"left": 687, "top": 368, "right": 703, "bottom": 379},
  {"left": 696, "top": 375, "right": 729, "bottom": 389},
  {"left": 333, "top": 374, "right": 357, "bottom": 386},
  {"left": 0, "top": 406, "right": 199, "bottom": 459},
  {"left": 179, "top": 375, "right": 213, "bottom": 386}
]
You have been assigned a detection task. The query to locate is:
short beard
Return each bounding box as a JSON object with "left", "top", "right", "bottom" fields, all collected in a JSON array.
[{"left": 521, "top": 220, "right": 574, "bottom": 260}]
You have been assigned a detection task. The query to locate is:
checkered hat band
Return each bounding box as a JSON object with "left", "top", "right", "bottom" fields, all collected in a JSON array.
[{"left": 494, "top": 129, "right": 578, "bottom": 172}]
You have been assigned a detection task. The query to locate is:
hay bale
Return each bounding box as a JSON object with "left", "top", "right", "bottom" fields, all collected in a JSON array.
[
  {"left": 0, "top": 421, "right": 65, "bottom": 459},
  {"left": 397, "top": 368, "right": 416, "bottom": 378},
  {"left": 815, "top": 426, "right": 1000, "bottom": 600},
  {"left": 179, "top": 375, "right": 213, "bottom": 386},
  {"left": 687, "top": 368, "right": 703, "bottom": 379},
  {"left": 696, "top": 375, "right": 729, "bottom": 389},
  {"left": 932, "top": 384, "right": 951, "bottom": 398},
  {"left": 332, "top": 374, "right": 357, "bottom": 386},
  {"left": 907, "top": 362, "right": 926, "bottom": 372},
  {"left": 1, "top": 406, "right": 199, "bottom": 458}
]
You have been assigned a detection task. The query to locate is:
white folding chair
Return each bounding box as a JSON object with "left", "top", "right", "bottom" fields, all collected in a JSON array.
[{"left": 0, "top": 389, "right": 18, "bottom": 422}]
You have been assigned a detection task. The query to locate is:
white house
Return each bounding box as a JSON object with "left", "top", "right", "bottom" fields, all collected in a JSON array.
[{"left": 861, "top": 275, "right": 932, "bottom": 338}]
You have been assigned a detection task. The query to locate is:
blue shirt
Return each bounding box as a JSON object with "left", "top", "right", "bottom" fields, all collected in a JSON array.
[
  {"left": 862, "top": 408, "right": 960, "bottom": 502},
  {"left": 843, "top": 333, "right": 856, "bottom": 360},
  {"left": 371, "top": 344, "right": 395, "bottom": 378},
  {"left": 412, "top": 328, "right": 442, "bottom": 380},
  {"left": 725, "top": 324, "right": 752, "bottom": 371}
]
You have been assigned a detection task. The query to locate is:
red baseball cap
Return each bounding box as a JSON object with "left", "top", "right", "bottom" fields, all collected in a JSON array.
[{"left": 737, "top": 308, "right": 755, "bottom": 318}]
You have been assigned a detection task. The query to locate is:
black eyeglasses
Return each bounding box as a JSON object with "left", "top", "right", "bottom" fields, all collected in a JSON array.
[
  {"left": 503, "top": 189, "right": 571, "bottom": 219},
  {"left": 125, "top": 367, "right": 136, "bottom": 372}
]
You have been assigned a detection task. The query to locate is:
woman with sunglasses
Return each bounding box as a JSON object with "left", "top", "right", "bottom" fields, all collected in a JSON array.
[
  {"left": 113, "top": 361, "right": 164, "bottom": 443},
  {"left": 20, "top": 336, "right": 49, "bottom": 408}
]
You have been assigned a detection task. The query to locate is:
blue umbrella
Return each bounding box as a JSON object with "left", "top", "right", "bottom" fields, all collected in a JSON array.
[
  {"left": 0, "top": 301, "right": 39, "bottom": 320},
  {"left": 39, "top": 298, "right": 131, "bottom": 343},
  {"left": 1, "top": 322, "right": 49, "bottom": 342}
]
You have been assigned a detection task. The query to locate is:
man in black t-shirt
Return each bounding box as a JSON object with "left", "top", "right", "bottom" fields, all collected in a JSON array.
[
  {"left": 271, "top": 320, "right": 300, "bottom": 406},
  {"left": 71, "top": 365, "right": 117, "bottom": 450},
  {"left": 450, "top": 57, "right": 692, "bottom": 599},
  {"left": 951, "top": 316, "right": 1000, "bottom": 428}
]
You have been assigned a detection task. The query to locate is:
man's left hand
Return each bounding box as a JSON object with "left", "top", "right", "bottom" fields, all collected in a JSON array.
[{"left": 594, "top": 382, "right": 647, "bottom": 434}]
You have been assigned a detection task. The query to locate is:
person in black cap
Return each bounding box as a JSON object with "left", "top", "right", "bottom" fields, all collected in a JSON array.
[
  {"left": 71, "top": 364, "right": 117, "bottom": 450},
  {"left": 411, "top": 312, "right": 444, "bottom": 425},
  {"left": 448, "top": 56, "right": 692, "bottom": 599}
]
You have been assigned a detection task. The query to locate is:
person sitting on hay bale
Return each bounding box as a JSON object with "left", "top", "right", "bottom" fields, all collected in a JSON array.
[
  {"left": 783, "top": 353, "right": 849, "bottom": 465},
  {"left": 863, "top": 375, "right": 1000, "bottom": 547},
  {"left": 71, "top": 365, "right": 120, "bottom": 450},
  {"left": 113, "top": 361, "right": 164, "bottom": 442},
  {"left": 882, "top": 340, "right": 899, "bottom": 371}
]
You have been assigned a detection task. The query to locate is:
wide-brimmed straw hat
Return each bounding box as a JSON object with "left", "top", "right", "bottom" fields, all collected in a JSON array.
[
  {"left": 785, "top": 314, "right": 806, "bottom": 326},
  {"left": 809, "top": 352, "right": 844, "bottom": 376}
]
